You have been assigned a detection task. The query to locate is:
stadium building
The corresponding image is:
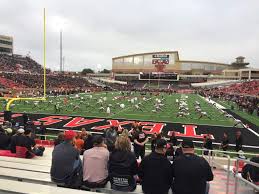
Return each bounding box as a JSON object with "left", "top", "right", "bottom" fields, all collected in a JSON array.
[
  {"left": 112, "top": 51, "right": 248, "bottom": 74},
  {"left": 111, "top": 51, "right": 259, "bottom": 82},
  {"left": 0, "top": 35, "right": 13, "bottom": 54}
]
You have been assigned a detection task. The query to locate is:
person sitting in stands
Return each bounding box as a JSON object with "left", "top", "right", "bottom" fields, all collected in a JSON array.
[
  {"left": 74, "top": 133, "right": 84, "bottom": 154},
  {"left": 0, "top": 126, "right": 11, "bottom": 150},
  {"left": 10, "top": 128, "right": 25, "bottom": 153},
  {"left": 51, "top": 130, "right": 82, "bottom": 189},
  {"left": 81, "top": 128, "right": 87, "bottom": 140},
  {"left": 138, "top": 139, "right": 173, "bottom": 194},
  {"left": 54, "top": 132, "right": 64, "bottom": 146},
  {"left": 83, "top": 135, "right": 109, "bottom": 188},
  {"left": 172, "top": 140, "right": 214, "bottom": 194},
  {"left": 83, "top": 132, "right": 93, "bottom": 150},
  {"left": 24, "top": 129, "right": 45, "bottom": 158},
  {"left": 108, "top": 136, "right": 138, "bottom": 192},
  {"left": 104, "top": 126, "right": 118, "bottom": 152},
  {"left": 242, "top": 155, "right": 259, "bottom": 183},
  {"left": 169, "top": 131, "right": 178, "bottom": 146}
]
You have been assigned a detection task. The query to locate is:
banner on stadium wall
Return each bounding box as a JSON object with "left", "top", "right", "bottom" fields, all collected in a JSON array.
[{"left": 1, "top": 112, "right": 258, "bottom": 147}]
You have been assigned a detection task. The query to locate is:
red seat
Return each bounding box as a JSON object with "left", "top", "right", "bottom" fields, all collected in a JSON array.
[
  {"left": 15, "top": 146, "right": 28, "bottom": 158},
  {"left": 35, "top": 139, "right": 42, "bottom": 145},
  {"left": 0, "top": 150, "right": 16, "bottom": 157},
  {"left": 41, "top": 140, "right": 50, "bottom": 146}
]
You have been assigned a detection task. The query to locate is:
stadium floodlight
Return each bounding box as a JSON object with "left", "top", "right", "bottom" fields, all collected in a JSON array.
[{"left": 0, "top": 8, "right": 47, "bottom": 111}]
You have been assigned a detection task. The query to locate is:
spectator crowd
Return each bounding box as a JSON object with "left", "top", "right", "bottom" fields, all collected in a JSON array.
[
  {"left": 200, "top": 81, "right": 259, "bottom": 117},
  {"left": 50, "top": 124, "right": 214, "bottom": 194}
]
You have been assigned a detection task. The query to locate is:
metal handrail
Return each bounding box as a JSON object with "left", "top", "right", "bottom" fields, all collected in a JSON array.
[
  {"left": 234, "top": 158, "right": 259, "bottom": 193},
  {"left": 210, "top": 151, "right": 231, "bottom": 194}
]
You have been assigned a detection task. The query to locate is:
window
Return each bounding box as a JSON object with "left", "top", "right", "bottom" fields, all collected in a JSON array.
[
  {"left": 113, "top": 58, "right": 123, "bottom": 65},
  {"left": 124, "top": 57, "right": 133, "bottom": 65},
  {"left": 181, "top": 63, "right": 191, "bottom": 70},
  {"left": 192, "top": 63, "right": 204, "bottom": 69},
  {"left": 0, "top": 40, "right": 12, "bottom": 45},
  {"left": 0, "top": 47, "right": 12, "bottom": 53},
  {"left": 133, "top": 56, "right": 143, "bottom": 65},
  {"left": 144, "top": 55, "right": 152, "bottom": 66},
  {"left": 169, "top": 54, "right": 175, "bottom": 64}
]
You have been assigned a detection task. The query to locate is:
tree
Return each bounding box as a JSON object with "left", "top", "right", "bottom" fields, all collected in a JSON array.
[
  {"left": 100, "top": 69, "right": 111, "bottom": 73},
  {"left": 82, "top": 68, "right": 94, "bottom": 75}
]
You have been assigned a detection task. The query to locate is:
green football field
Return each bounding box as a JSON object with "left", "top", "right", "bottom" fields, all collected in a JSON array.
[
  {"left": 1, "top": 92, "right": 236, "bottom": 126},
  {"left": 216, "top": 100, "right": 259, "bottom": 127}
]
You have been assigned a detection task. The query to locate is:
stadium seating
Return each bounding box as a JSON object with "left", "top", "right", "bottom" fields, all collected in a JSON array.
[
  {"left": 0, "top": 54, "right": 48, "bottom": 74},
  {"left": 0, "top": 179, "right": 94, "bottom": 194},
  {"left": 206, "top": 80, "right": 259, "bottom": 96}
]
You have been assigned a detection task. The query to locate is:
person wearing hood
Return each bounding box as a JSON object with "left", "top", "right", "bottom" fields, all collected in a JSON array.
[{"left": 108, "top": 136, "right": 138, "bottom": 192}]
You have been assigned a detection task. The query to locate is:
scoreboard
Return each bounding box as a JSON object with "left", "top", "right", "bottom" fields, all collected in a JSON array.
[{"left": 152, "top": 54, "right": 169, "bottom": 65}]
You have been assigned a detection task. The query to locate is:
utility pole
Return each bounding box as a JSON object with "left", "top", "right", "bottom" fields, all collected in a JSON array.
[
  {"left": 62, "top": 56, "right": 65, "bottom": 72},
  {"left": 60, "top": 30, "right": 63, "bottom": 72}
]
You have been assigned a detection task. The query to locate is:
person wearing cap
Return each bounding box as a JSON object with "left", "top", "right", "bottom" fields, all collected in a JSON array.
[
  {"left": 172, "top": 140, "right": 213, "bottom": 194},
  {"left": 83, "top": 135, "right": 109, "bottom": 188},
  {"left": 138, "top": 139, "right": 173, "bottom": 194},
  {"left": 51, "top": 130, "right": 82, "bottom": 189}
]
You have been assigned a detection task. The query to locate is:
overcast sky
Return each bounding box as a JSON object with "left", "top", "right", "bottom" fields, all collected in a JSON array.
[{"left": 1, "top": 0, "right": 258, "bottom": 71}]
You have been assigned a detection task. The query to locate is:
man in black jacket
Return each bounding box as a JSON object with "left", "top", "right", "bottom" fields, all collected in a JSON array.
[
  {"left": 172, "top": 140, "right": 214, "bottom": 194},
  {"left": 138, "top": 139, "right": 173, "bottom": 194}
]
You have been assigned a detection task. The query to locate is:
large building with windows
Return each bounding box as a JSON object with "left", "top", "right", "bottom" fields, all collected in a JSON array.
[
  {"left": 112, "top": 51, "right": 247, "bottom": 75},
  {"left": 0, "top": 35, "right": 13, "bottom": 54}
]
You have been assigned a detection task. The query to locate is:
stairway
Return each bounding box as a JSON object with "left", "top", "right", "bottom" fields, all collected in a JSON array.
[{"left": 210, "top": 168, "right": 256, "bottom": 194}]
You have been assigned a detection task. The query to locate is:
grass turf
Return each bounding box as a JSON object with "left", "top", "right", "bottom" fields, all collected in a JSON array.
[
  {"left": 1, "top": 92, "right": 236, "bottom": 126},
  {"left": 216, "top": 100, "right": 259, "bottom": 127}
]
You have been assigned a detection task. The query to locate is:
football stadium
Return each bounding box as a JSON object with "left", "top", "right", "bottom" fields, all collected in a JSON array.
[{"left": 0, "top": 3, "right": 259, "bottom": 194}]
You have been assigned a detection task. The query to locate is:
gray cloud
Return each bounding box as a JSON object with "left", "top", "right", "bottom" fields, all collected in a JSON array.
[{"left": 1, "top": 0, "right": 258, "bottom": 71}]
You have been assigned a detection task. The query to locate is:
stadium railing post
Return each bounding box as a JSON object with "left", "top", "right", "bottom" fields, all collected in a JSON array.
[
  {"left": 226, "top": 154, "right": 231, "bottom": 194},
  {"left": 234, "top": 159, "right": 239, "bottom": 194}
]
